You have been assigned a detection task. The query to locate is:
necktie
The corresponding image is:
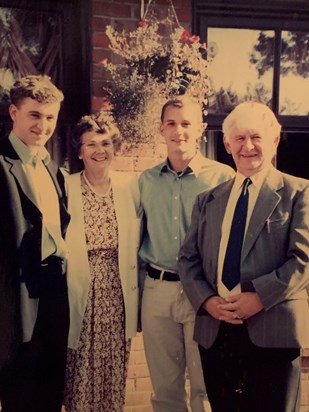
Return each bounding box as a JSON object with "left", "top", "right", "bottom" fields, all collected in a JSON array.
[{"left": 222, "top": 177, "right": 252, "bottom": 291}]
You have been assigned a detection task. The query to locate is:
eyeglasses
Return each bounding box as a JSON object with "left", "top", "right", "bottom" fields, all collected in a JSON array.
[{"left": 81, "top": 140, "right": 113, "bottom": 150}]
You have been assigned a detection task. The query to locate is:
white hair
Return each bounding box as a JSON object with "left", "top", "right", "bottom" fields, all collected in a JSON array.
[{"left": 222, "top": 101, "right": 282, "bottom": 141}]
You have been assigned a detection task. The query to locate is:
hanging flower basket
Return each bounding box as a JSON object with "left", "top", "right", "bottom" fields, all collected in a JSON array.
[{"left": 100, "top": 3, "right": 209, "bottom": 146}]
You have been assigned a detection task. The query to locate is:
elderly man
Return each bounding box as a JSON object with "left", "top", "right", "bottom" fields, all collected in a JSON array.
[{"left": 178, "top": 101, "right": 309, "bottom": 412}]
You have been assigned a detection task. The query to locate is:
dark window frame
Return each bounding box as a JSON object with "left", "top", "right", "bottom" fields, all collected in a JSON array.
[{"left": 192, "top": 0, "right": 309, "bottom": 132}]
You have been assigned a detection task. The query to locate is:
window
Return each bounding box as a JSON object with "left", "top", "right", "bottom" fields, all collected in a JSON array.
[{"left": 194, "top": 0, "right": 309, "bottom": 179}]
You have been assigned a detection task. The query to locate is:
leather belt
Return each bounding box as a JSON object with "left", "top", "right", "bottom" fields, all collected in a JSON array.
[{"left": 147, "top": 264, "right": 180, "bottom": 282}]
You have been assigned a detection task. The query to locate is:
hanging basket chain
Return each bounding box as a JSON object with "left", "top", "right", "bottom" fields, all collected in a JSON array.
[{"left": 143, "top": 0, "right": 181, "bottom": 28}]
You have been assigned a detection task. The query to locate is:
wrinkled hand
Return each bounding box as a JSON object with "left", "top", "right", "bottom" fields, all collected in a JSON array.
[
  {"left": 219, "top": 292, "right": 264, "bottom": 324},
  {"left": 202, "top": 295, "right": 242, "bottom": 325}
]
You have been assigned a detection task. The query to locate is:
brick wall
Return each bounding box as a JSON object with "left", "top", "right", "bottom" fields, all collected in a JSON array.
[
  {"left": 90, "top": 1, "right": 309, "bottom": 410},
  {"left": 125, "top": 333, "right": 153, "bottom": 411},
  {"left": 91, "top": 0, "right": 192, "bottom": 171}
]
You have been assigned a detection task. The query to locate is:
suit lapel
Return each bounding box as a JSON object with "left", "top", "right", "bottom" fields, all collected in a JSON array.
[
  {"left": 8, "top": 158, "right": 40, "bottom": 209},
  {"left": 45, "top": 161, "right": 70, "bottom": 235},
  {"left": 241, "top": 168, "right": 283, "bottom": 263},
  {"left": 210, "top": 178, "right": 235, "bottom": 227},
  {"left": 207, "top": 179, "right": 235, "bottom": 283}
]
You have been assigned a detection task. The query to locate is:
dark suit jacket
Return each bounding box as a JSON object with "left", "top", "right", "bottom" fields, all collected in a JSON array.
[
  {"left": 178, "top": 166, "right": 309, "bottom": 349},
  {"left": 0, "top": 137, "right": 70, "bottom": 372}
]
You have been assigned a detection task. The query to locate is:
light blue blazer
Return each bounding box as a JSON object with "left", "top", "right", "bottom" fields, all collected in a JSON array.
[{"left": 65, "top": 171, "right": 141, "bottom": 349}]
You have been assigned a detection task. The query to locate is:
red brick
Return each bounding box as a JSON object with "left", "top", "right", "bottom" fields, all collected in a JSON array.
[
  {"left": 92, "top": 16, "right": 112, "bottom": 31},
  {"left": 302, "top": 357, "right": 309, "bottom": 369},
  {"left": 176, "top": 7, "right": 192, "bottom": 23},
  {"left": 92, "top": 61, "right": 111, "bottom": 80},
  {"left": 92, "top": 49, "right": 111, "bottom": 64},
  {"left": 144, "top": 0, "right": 176, "bottom": 4},
  {"left": 113, "top": 0, "right": 140, "bottom": 3},
  {"left": 92, "top": 2, "right": 132, "bottom": 18},
  {"left": 91, "top": 96, "right": 107, "bottom": 112},
  {"left": 114, "top": 19, "right": 140, "bottom": 32},
  {"left": 177, "top": 0, "right": 192, "bottom": 6},
  {"left": 131, "top": 4, "right": 142, "bottom": 19},
  {"left": 92, "top": 80, "right": 107, "bottom": 97},
  {"left": 92, "top": 32, "right": 110, "bottom": 48}
]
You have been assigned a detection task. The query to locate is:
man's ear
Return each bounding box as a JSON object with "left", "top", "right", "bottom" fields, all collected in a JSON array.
[
  {"left": 223, "top": 135, "right": 232, "bottom": 154},
  {"left": 274, "top": 135, "right": 280, "bottom": 148},
  {"left": 9, "top": 104, "right": 17, "bottom": 121}
]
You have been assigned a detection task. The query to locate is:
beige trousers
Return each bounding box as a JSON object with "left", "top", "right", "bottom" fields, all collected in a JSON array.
[{"left": 141, "top": 275, "right": 208, "bottom": 412}]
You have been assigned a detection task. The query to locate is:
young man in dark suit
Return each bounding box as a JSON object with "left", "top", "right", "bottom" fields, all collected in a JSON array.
[
  {"left": 178, "top": 101, "right": 309, "bottom": 412},
  {"left": 0, "top": 75, "right": 70, "bottom": 412}
]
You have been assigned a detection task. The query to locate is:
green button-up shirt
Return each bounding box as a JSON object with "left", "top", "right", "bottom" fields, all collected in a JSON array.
[{"left": 139, "top": 152, "right": 235, "bottom": 271}]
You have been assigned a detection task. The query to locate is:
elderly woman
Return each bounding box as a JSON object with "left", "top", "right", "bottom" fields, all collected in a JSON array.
[{"left": 63, "top": 112, "right": 141, "bottom": 412}]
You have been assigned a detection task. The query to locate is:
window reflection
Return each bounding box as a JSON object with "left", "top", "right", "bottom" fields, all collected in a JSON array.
[
  {"left": 207, "top": 28, "right": 274, "bottom": 114},
  {"left": 279, "top": 31, "right": 309, "bottom": 115}
]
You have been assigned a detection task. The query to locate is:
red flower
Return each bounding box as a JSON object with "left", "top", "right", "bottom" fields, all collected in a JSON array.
[
  {"left": 180, "top": 30, "right": 190, "bottom": 41},
  {"left": 189, "top": 35, "right": 200, "bottom": 43},
  {"left": 139, "top": 20, "right": 147, "bottom": 28}
]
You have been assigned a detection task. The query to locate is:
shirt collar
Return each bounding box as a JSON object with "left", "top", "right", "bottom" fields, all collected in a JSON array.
[
  {"left": 160, "top": 151, "right": 204, "bottom": 177},
  {"left": 9, "top": 131, "right": 51, "bottom": 165},
  {"left": 235, "top": 164, "right": 272, "bottom": 191}
]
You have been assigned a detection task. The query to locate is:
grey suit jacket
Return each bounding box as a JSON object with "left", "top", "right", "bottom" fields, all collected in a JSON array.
[{"left": 178, "top": 166, "right": 309, "bottom": 349}]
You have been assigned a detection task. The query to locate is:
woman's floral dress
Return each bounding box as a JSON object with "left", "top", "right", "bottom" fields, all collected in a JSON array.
[{"left": 64, "top": 178, "right": 131, "bottom": 412}]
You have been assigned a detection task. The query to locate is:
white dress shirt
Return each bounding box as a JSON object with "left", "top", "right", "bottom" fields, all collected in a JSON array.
[{"left": 217, "top": 168, "right": 270, "bottom": 298}]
